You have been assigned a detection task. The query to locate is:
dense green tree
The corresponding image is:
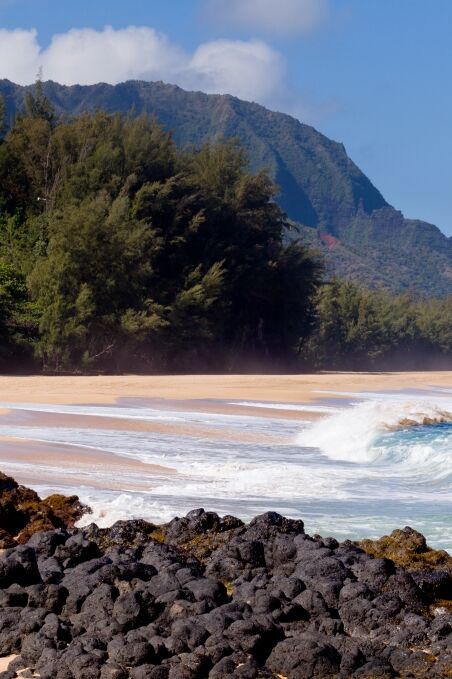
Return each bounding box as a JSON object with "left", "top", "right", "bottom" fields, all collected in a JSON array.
[
  {"left": 29, "top": 194, "right": 151, "bottom": 369},
  {"left": 0, "top": 262, "right": 36, "bottom": 367},
  {"left": 304, "top": 280, "right": 452, "bottom": 370},
  {"left": 0, "top": 110, "right": 320, "bottom": 371},
  {"left": 23, "top": 74, "right": 55, "bottom": 126},
  {"left": 0, "top": 103, "right": 449, "bottom": 373}
]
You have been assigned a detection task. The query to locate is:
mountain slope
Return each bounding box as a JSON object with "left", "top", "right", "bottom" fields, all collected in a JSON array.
[{"left": 1, "top": 78, "right": 451, "bottom": 296}]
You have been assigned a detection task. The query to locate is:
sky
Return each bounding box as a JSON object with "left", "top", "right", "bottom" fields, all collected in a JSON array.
[{"left": 0, "top": 0, "right": 451, "bottom": 236}]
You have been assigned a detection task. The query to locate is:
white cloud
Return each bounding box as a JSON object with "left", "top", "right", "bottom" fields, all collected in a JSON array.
[
  {"left": 204, "top": 0, "right": 329, "bottom": 35},
  {"left": 41, "top": 27, "right": 184, "bottom": 86},
  {"left": 0, "top": 28, "right": 41, "bottom": 83},
  {"left": 0, "top": 25, "right": 285, "bottom": 107},
  {"left": 188, "top": 39, "right": 284, "bottom": 101}
]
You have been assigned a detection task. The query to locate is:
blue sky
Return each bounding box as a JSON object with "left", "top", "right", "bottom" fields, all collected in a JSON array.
[{"left": 0, "top": 0, "right": 451, "bottom": 236}]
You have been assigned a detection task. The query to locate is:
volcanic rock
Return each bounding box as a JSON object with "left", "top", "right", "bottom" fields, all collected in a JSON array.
[
  {"left": 0, "top": 472, "right": 87, "bottom": 547},
  {"left": 0, "top": 485, "right": 450, "bottom": 677}
]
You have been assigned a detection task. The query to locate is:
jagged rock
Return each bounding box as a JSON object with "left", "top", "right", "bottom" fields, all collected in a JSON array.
[
  {"left": 358, "top": 526, "right": 452, "bottom": 575},
  {"left": 0, "top": 493, "right": 450, "bottom": 678},
  {"left": 359, "top": 526, "right": 452, "bottom": 608},
  {"left": 0, "top": 473, "right": 88, "bottom": 547}
]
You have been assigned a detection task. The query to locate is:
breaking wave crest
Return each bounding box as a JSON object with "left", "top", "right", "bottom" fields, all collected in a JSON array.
[
  {"left": 296, "top": 399, "right": 452, "bottom": 473},
  {"left": 1, "top": 390, "right": 451, "bottom": 548}
]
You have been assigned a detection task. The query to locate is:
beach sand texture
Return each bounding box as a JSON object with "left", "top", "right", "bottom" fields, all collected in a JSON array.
[
  {"left": 0, "top": 371, "right": 450, "bottom": 405},
  {"left": 0, "top": 371, "right": 450, "bottom": 545},
  {"left": 0, "top": 656, "right": 17, "bottom": 673}
]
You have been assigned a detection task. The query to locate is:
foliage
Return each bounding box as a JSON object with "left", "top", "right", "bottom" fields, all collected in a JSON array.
[
  {"left": 23, "top": 75, "right": 55, "bottom": 125},
  {"left": 0, "top": 81, "right": 449, "bottom": 373},
  {"left": 0, "top": 261, "right": 36, "bottom": 367},
  {"left": 304, "top": 279, "right": 452, "bottom": 370},
  {"left": 0, "top": 98, "right": 322, "bottom": 372},
  {"left": 1, "top": 79, "right": 450, "bottom": 296}
]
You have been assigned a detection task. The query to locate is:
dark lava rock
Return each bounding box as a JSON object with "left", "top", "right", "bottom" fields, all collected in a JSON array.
[
  {"left": 0, "top": 497, "right": 450, "bottom": 678},
  {"left": 266, "top": 633, "right": 341, "bottom": 678},
  {"left": 0, "top": 472, "right": 88, "bottom": 547},
  {"left": 359, "top": 526, "right": 452, "bottom": 592}
]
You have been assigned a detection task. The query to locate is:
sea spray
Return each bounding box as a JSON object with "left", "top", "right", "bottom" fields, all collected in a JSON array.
[
  {"left": 296, "top": 398, "right": 452, "bottom": 464},
  {"left": 0, "top": 392, "right": 451, "bottom": 549}
]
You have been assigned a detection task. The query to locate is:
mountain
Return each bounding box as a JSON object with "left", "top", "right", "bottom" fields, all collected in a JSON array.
[{"left": 1, "top": 78, "right": 451, "bottom": 296}]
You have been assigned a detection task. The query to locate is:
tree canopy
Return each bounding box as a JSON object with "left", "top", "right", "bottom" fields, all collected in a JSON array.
[
  {"left": 0, "top": 98, "right": 323, "bottom": 372},
  {"left": 0, "top": 88, "right": 450, "bottom": 373},
  {"left": 304, "top": 279, "right": 452, "bottom": 370}
]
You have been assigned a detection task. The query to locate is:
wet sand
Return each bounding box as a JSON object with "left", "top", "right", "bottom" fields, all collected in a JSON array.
[
  {"left": 0, "top": 408, "right": 293, "bottom": 442},
  {"left": 0, "top": 437, "right": 176, "bottom": 491},
  {"left": 0, "top": 372, "right": 450, "bottom": 509},
  {"left": 0, "top": 401, "right": 291, "bottom": 493},
  {"left": 0, "top": 372, "right": 450, "bottom": 406}
]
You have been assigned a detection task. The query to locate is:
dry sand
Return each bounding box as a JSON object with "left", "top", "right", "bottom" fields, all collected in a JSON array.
[
  {"left": 0, "top": 657, "right": 34, "bottom": 677},
  {"left": 0, "top": 372, "right": 450, "bottom": 406},
  {"left": 0, "top": 656, "right": 17, "bottom": 672}
]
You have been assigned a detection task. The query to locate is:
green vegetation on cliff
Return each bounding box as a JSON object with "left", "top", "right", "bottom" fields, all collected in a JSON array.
[
  {"left": 0, "top": 84, "right": 450, "bottom": 372},
  {"left": 0, "top": 91, "right": 322, "bottom": 371},
  {"left": 1, "top": 78, "right": 450, "bottom": 296}
]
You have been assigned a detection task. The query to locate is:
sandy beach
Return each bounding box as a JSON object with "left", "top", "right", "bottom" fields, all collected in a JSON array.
[
  {"left": 0, "top": 371, "right": 450, "bottom": 405},
  {"left": 0, "top": 408, "right": 293, "bottom": 440},
  {"left": 0, "top": 371, "right": 450, "bottom": 547},
  {"left": 0, "top": 436, "right": 177, "bottom": 490}
]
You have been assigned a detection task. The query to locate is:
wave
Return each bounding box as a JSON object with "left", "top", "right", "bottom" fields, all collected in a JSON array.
[
  {"left": 296, "top": 398, "right": 452, "bottom": 468},
  {"left": 1, "top": 392, "right": 452, "bottom": 549}
]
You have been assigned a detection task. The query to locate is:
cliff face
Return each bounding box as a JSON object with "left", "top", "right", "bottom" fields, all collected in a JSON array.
[{"left": 1, "top": 78, "right": 451, "bottom": 295}]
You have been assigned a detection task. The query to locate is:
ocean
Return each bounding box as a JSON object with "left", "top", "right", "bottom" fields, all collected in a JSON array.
[{"left": 0, "top": 386, "right": 450, "bottom": 551}]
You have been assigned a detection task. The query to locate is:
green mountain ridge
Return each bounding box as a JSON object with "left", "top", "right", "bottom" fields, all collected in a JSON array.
[{"left": 1, "top": 78, "right": 450, "bottom": 296}]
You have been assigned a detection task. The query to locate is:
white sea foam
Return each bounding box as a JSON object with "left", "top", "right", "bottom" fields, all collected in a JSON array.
[
  {"left": 0, "top": 390, "right": 451, "bottom": 549},
  {"left": 0, "top": 401, "right": 296, "bottom": 429},
  {"left": 296, "top": 398, "right": 452, "bottom": 464},
  {"left": 76, "top": 492, "right": 175, "bottom": 527},
  {"left": 229, "top": 401, "right": 339, "bottom": 413}
]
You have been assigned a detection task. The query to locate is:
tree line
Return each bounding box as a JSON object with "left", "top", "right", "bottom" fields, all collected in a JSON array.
[
  {"left": 0, "top": 86, "right": 450, "bottom": 372},
  {"left": 305, "top": 280, "right": 452, "bottom": 370}
]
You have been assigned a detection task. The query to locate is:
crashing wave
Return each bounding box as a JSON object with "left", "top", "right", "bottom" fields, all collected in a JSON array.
[{"left": 296, "top": 398, "right": 452, "bottom": 467}]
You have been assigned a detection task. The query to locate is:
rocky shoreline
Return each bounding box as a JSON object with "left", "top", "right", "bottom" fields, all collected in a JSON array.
[
  {"left": 0, "top": 475, "right": 451, "bottom": 678},
  {"left": 0, "top": 473, "right": 86, "bottom": 548}
]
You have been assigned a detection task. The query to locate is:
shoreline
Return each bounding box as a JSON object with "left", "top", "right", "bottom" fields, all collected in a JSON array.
[
  {"left": 0, "top": 371, "right": 450, "bottom": 406},
  {"left": 0, "top": 373, "right": 450, "bottom": 554},
  {"left": 0, "top": 489, "right": 451, "bottom": 677},
  {"left": 0, "top": 437, "right": 177, "bottom": 492}
]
